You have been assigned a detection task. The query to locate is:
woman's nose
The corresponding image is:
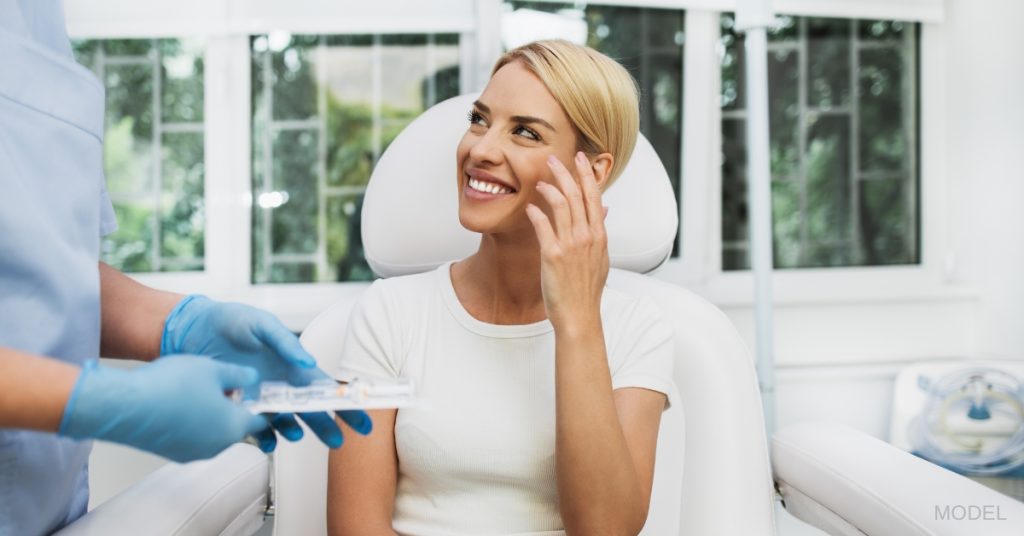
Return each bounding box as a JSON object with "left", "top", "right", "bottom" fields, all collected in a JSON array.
[{"left": 468, "top": 128, "right": 503, "bottom": 165}]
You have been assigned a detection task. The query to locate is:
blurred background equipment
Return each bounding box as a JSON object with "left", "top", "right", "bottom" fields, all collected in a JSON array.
[{"left": 891, "top": 360, "right": 1024, "bottom": 502}]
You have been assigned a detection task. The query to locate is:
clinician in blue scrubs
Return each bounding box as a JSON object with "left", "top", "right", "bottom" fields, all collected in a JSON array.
[{"left": 0, "top": 2, "right": 371, "bottom": 534}]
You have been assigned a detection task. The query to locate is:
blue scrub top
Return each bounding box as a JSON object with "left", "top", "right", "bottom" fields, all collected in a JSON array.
[{"left": 0, "top": 1, "right": 117, "bottom": 534}]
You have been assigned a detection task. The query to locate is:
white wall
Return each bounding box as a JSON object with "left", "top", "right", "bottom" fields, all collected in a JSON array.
[{"left": 945, "top": 0, "right": 1024, "bottom": 359}]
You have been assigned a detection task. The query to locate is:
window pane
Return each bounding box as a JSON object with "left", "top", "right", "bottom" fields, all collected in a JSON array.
[
  {"left": 771, "top": 180, "right": 802, "bottom": 267},
  {"left": 806, "top": 18, "right": 851, "bottom": 109},
  {"left": 160, "top": 132, "right": 204, "bottom": 269},
  {"left": 805, "top": 114, "right": 851, "bottom": 262},
  {"left": 859, "top": 179, "right": 912, "bottom": 265},
  {"left": 107, "top": 204, "right": 154, "bottom": 273},
  {"left": 251, "top": 33, "right": 461, "bottom": 283},
  {"left": 272, "top": 129, "right": 319, "bottom": 255},
  {"left": 859, "top": 20, "right": 909, "bottom": 41},
  {"left": 326, "top": 194, "right": 374, "bottom": 281},
  {"left": 272, "top": 35, "right": 320, "bottom": 121},
  {"left": 505, "top": 2, "right": 685, "bottom": 256},
  {"left": 720, "top": 16, "right": 918, "bottom": 270},
  {"left": 769, "top": 49, "right": 799, "bottom": 179},
  {"left": 72, "top": 38, "right": 206, "bottom": 273},
  {"left": 721, "top": 118, "right": 747, "bottom": 246},
  {"left": 859, "top": 46, "right": 906, "bottom": 172},
  {"left": 161, "top": 40, "right": 204, "bottom": 122}
]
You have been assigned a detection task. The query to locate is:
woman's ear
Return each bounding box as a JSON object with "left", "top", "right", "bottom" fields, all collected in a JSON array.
[{"left": 590, "top": 153, "right": 614, "bottom": 191}]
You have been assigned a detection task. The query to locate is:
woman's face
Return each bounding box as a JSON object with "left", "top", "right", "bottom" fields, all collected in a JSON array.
[{"left": 455, "top": 61, "right": 581, "bottom": 236}]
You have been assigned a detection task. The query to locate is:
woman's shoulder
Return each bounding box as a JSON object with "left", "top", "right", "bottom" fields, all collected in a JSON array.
[
  {"left": 601, "top": 286, "right": 663, "bottom": 319},
  {"left": 362, "top": 268, "right": 442, "bottom": 308},
  {"left": 600, "top": 286, "right": 673, "bottom": 341}
]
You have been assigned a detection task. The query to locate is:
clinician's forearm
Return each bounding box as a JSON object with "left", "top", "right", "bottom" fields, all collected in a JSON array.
[
  {"left": 99, "top": 262, "right": 183, "bottom": 360},
  {"left": 554, "top": 322, "right": 646, "bottom": 536},
  {"left": 0, "top": 348, "right": 80, "bottom": 431}
]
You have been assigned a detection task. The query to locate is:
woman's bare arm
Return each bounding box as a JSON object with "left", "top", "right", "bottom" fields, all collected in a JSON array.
[
  {"left": 526, "top": 153, "right": 665, "bottom": 535},
  {"left": 553, "top": 324, "right": 665, "bottom": 536},
  {"left": 327, "top": 408, "right": 400, "bottom": 536}
]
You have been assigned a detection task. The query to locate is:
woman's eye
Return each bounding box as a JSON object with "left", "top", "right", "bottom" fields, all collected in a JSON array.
[
  {"left": 467, "top": 111, "right": 485, "bottom": 126},
  {"left": 513, "top": 125, "right": 540, "bottom": 141}
]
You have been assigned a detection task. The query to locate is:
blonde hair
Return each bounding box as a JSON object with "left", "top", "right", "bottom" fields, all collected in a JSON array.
[{"left": 492, "top": 39, "right": 640, "bottom": 188}]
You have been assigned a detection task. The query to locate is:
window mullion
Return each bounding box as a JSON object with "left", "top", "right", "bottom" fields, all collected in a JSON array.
[
  {"left": 202, "top": 34, "right": 254, "bottom": 297},
  {"left": 678, "top": 10, "right": 721, "bottom": 282}
]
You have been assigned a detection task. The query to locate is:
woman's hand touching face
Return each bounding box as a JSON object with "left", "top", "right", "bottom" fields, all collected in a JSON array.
[{"left": 525, "top": 151, "right": 611, "bottom": 332}]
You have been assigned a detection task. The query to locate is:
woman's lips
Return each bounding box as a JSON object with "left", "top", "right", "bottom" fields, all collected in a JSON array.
[{"left": 463, "top": 180, "right": 514, "bottom": 201}]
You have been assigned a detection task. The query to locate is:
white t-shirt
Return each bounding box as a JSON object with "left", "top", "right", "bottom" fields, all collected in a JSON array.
[{"left": 336, "top": 261, "right": 678, "bottom": 536}]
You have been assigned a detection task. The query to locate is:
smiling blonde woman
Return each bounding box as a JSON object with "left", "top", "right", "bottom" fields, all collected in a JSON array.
[{"left": 327, "top": 40, "right": 678, "bottom": 536}]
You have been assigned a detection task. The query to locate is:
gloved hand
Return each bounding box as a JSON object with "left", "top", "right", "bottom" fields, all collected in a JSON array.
[
  {"left": 59, "top": 356, "right": 270, "bottom": 463},
  {"left": 161, "top": 295, "right": 372, "bottom": 451}
]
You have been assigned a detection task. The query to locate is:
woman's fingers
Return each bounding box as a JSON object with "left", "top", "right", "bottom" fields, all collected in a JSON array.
[
  {"left": 534, "top": 181, "right": 573, "bottom": 238},
  {"left": 574, "top": 152, "right": 604, "bottom": 227},
  {"left": 525, "top": 203, "right": 558, "bottom": 252},
  {"left": 546, "top": 155, "right": 586, "bottom": 227}
]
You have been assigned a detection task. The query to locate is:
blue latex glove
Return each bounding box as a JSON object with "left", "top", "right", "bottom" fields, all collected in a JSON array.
[
  {"left": 59, "top": 356, "right": 270, "bottom": 462},
  {"left": 161, "top": 295, "right": 372, "bottom": 451}
]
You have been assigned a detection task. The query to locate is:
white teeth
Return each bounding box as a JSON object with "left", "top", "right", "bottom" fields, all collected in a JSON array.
[{"left": 468, "top": 178, "right": 511, "bottom": 195}]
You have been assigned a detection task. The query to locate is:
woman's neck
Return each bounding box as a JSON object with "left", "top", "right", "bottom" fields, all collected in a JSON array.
[{"left": 451, "top": 232, "right": 547, "bottom": 325}]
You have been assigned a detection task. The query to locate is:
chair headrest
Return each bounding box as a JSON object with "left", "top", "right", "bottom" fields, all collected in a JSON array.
[{"left": 362, "top": 93, "right": 679, "bottom": 278}]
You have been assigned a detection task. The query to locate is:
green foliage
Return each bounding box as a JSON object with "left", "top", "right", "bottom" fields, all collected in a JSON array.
[
  {"left": 251, "top": 33, "right": 458, "bottom": 283},
  {"left": 720, "top": 16, "right": 918, "bottom": 270},
  {"left": 72, "top": 38, "right": 206, "bottom": 273}
]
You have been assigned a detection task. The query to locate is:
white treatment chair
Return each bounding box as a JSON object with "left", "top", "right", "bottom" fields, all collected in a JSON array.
[
  {"left": 62, "top": 95, "right": 1024, "bottom": 535},
  {"left": 280, "top": 93, "right": 773, "bottom": 536}
]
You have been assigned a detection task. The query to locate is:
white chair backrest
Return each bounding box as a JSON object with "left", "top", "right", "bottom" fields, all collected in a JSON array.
[
  {"left": 279, "top": 94, "right": 776, "bottom": 535},
  {"left": 361, "top": 93, "right": 679, "bottom": 277}
]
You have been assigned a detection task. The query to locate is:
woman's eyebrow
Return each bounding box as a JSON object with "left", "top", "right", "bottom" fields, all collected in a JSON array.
[
  {"left": 511, "top": 115, "right": 556, "bottom": 132},
  {"left": 472, "top": 100, "right": 556, "bottom": 133}
]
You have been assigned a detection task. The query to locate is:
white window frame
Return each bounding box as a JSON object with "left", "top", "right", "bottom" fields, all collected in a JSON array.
[
  {"left": 654, "top": 9, "right": 973, "bottom": 309},
  {"left": 66, "top": 0, "right": 485, "bottom": 329},
  {"left": 67, "top": 0, "right": 976, "bottom": 353}
]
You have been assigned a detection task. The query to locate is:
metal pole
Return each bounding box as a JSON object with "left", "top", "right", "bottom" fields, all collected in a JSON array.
[{"left": 736, "top": 0, "right": 776, "bottom": 441}]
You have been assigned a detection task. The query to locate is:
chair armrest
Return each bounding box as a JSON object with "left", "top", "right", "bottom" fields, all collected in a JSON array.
[
  {"left": 55, "top": 444, "right": 270, "bottom": 536},
  {"left": 773, "top": 422, "right": 1024, "bottom": 536}
]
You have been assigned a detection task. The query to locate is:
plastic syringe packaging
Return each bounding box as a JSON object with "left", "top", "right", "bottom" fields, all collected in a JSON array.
[{"left": 241, "top": 377, "right": 416, "bottom": 414}]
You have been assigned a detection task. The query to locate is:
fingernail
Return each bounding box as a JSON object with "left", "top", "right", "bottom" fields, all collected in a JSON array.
[
  {"left": 343, "top": 411, "right": 372, "bottom": 435},
  {"left": 576, "top": 151, "right": 585, "bottom": 161},
  {"left": 356, "top": 415, "right": 373, "bottom": 435},
  {"left": 547, "top": 155, "right": 558, "bottom": 166}
]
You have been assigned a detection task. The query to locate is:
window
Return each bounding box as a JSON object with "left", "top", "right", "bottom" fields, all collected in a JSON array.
[
  {"left": 720, "top": 15, "right": 919, "bottom": 270},
  {"left": 72, "top": 39, "right": 206, "bottom": 273},
  {"left": 250, "top": 33, "right": 461, "bottom": 283},
  {"left": 504, "top": 1, "right": 685, "bottom": 256}
]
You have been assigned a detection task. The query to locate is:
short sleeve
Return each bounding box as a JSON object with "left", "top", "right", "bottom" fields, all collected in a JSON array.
[
  {"left": 609, "top": 297, "right": 679, "bottom": 410},
  {"left": 99, "top": 178, "right": 118, "bottom": 237},
  {"left": 334, "top": 279, "right": 402, "bottom": 382}
]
